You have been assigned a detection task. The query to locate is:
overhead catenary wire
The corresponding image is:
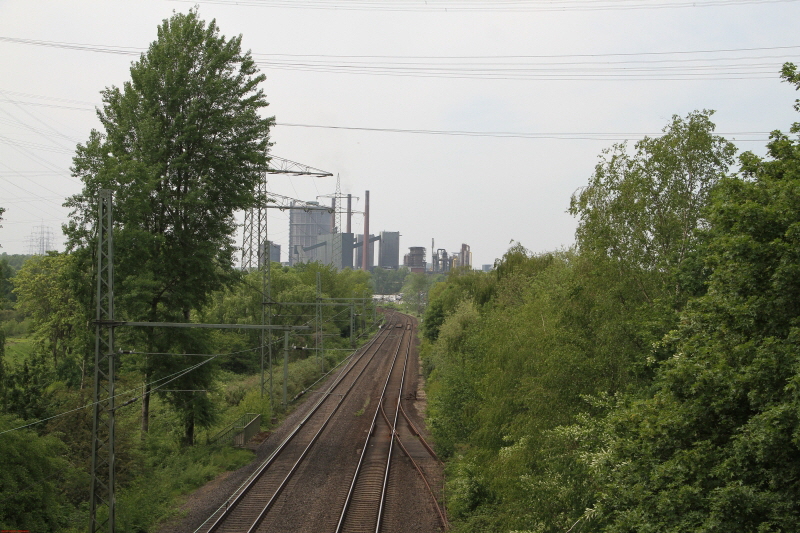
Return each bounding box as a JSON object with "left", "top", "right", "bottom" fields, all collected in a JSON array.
[
  {"left": 169, "top": 0, "right": 800, "bottom": 12},
  {"left": 0, "top": 345, "right": 263, "bottom": 436},
  {"left": 0, "top": 37, "right": 798, "bottom": 80}
]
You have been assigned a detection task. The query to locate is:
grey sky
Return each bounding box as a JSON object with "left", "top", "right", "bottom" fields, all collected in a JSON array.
[{"left": 1, "top": 0, "right": 798, "bottom": 267}]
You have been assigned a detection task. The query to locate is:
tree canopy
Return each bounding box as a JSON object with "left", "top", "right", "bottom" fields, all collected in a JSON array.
[
  {"left": 64, "top": 9, "right": 274, "bottom": 444},
  {"left": 419, "top": 66, "right": 800, "bottom": 533},
  {"left": 570, "top": 110, "right": 736, "bottom": 303},
  {"left": 66, "top": 8, "right": 273, "bottom": 312}
]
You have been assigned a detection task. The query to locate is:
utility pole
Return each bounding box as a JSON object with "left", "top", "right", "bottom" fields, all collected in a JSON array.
[
  {"left": 316, "top": 272, "right": 323, "bottom": 374},
  {"left": 89, "top": 189, "right": 116, "bottom": 533},
  {"left": 283, "top": 331, "right": 289, "bottom": 408},
  {"left": 240, "top": 158, "right": 332, "bottom": 403}
]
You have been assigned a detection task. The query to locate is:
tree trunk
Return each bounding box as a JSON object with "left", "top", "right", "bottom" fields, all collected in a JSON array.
[
  {"left": 183, "top": 411, "right": 195, "bottom": 446},
  {"left": 141, "top": 347, "right": 152, "bottom": 436},
  {"left": 141, "top": 379, "right": 151, "bottom": 436}
]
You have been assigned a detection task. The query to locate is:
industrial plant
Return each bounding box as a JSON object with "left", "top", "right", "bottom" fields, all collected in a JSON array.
[
  {"left": 285, "top": 190, "right": 402, "bottom": 272},
  {"left": 242, "top": 180, "right": 476, "bottom": 275}
]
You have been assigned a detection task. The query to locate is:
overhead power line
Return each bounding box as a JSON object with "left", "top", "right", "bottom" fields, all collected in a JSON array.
[
  {"left": 0, "top": 37, "right": 797, "bottom": 80},
  {"left": 0, "top": 92, "right": 776, "bottom": 141},
  {"left": 275, "top": 122, "right": 773, "bottom": 141},
  {"left": 169, "top": 0, "right": 800, "bottom": 12}
]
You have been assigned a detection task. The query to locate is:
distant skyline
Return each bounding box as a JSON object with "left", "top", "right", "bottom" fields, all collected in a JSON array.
[{"left": 1, "top": 0, "right": 799, "bottom": 267}]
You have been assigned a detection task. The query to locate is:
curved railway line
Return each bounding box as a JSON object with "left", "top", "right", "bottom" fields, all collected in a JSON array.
[{"left": 193, "top": 310, "right": 446, "bottom": 533}]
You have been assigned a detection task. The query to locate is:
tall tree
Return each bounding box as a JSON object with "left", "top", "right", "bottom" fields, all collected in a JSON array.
[
  {"left": 576, "top": 64, "right": 800, "bottom": 533},
  {"left": 12, "top": 252, "right": 92, "bottom": 388},
  {"left": 65, "top": 9, "right": 274, "bottom": 443},
  {"left": 570, "top": 110, "right": 736, "bottom": 304}
]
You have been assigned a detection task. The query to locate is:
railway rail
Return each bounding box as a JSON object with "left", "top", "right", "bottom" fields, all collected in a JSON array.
[
  {"left": 336, "top": 317, "right": 447, "bottom": 533},
  {"left": 194, "top": 311, "right": 445, "bottom": 533}
]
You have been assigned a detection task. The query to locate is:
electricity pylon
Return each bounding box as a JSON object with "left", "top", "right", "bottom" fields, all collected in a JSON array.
[
  {"left": 241, "top": 155, "right": 332, "bottom": 270},
  {"left": 89, "top": 190, "right": 116, "bottom": 533}
]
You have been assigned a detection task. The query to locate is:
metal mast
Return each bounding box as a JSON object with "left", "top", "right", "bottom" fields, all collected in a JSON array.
[
  {"left": 240, "top": 155, "right": 332, "bottom": 402},
  {"left": 241, "top": 155, "right": 333, "bottom": 270},
  {"left": 317, "top": 174, "right": 346, "bottom": 269},
  {"left": 89, "top": 189, "right": 116, "bottom": 533}
]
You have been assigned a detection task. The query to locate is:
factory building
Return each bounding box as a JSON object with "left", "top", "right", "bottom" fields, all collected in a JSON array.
[
  {"left": 289, "top": 201, "right": 332, "bottom": 265},
  {"left": 304, "top": 232, "right": 356, "bottom": 270},
  {"left": 258, "top": 240, "right": 281, "bottom": 267},
  {"left": 404, "top": 246, "right": 427, "bottom": 273},
  {"left": 459, "top": 243, "right": 472, "bottom": 269},
  {"left": 378, "top": 231, "right": 400, "bottom": 269},
  {"left": 432, "top": 248, "right": 449, "bottom": 273},
  {"left": 431, "top": 242, "right": 472, "bottom": 272},
  {"left": 355, "top": 234, "right": 378, "bottom": 270}
]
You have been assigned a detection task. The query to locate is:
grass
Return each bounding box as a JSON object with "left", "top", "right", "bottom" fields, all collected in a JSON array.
[{"left": 355, "top": 397, "right": 370, "bottom": 417}]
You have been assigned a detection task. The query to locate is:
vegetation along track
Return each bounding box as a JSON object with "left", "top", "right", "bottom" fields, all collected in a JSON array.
[{"left": 194, "top": 310, "right": 443, "bottom": 533}]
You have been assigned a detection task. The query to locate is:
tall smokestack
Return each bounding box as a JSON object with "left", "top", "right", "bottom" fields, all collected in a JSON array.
[
  {"left": 347, "top": 194, "right": 352, "bottom": 234},
  {"left": 362, "top": 190, "right": 369, "bottom": 271},
  {"left": 331, "top": 197, "right": 336, "bottom": 233}
]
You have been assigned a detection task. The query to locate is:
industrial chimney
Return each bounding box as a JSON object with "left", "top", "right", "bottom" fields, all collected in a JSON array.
[{"left": 362, "top": 190, "right": 370, "bottom": 271}]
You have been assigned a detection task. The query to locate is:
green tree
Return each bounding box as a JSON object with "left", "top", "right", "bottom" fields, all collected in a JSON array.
[
  {"left": 576, "top": 65, "right": 800, "bottom": 532},
  {"left": 0, "top": 329, "right": 5, "bottom": 409},
  {"left": 402, "top": 272, "right": 439, "bottom": 315},
  {"left": 12, "top": 252, "right": 92, "bottom": 387},
  {"left": 370, "top": 266, "right": 409, "bottom": 295},
  {"left": 0, "top": 209, "right": 8, "bottom": 307},
  {"left": 570, "top": 110, "right": 736, "bottom": 304},
  {"left": 65, "top": 9, "right": 274, "bottom": 444},
  {"left": 0, "top": 415, "right": 76, "bottom": 531},
  {"left": 0, "top": 258, "right": 13, "bottom": 308}
]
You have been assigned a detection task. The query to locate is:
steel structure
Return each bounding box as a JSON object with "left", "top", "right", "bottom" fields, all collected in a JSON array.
[
  {"left": 240, "top": 156, "right": 332, "bottom": 271},
  {"left": 241, "top": 177, "right": 269, "bottom": 272},
  {"left": 266, "top": 155, "right": 334, "bottom": 177},
  {"left": 90, "top": 190, "right": 116, "bottom": 533},
  {"left": 239, "top": 156, "right": 332, "bottom": 404},
  {"left": 88, "top": 191, "right": 313, "bottom": 533},
  {"left": 317, "top": 174, "right": 348, "bottom": 270}
]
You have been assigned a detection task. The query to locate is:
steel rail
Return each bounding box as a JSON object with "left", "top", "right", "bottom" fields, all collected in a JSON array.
[
  {"left": 399, "top": 402, "right": 440, "bottom": 462},
  {"left": 335, "top": 315, "right": 410, "bottom": 533},
  {"left": 198, "top": 313, "right": 398, "bottom": 533},
  {"left": 242, "top": 315, "right": 401, "bottom": 533},
  {"left": 379, "top": 396, "right": 448, "bottom": 530},
  {"left": 375, "top": 321, "right": 411, "bottom": 532}
]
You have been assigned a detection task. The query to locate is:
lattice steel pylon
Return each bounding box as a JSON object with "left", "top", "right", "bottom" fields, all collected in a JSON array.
[
  {"left": 240, "top": 156, "right": 332, "bottom": 401},
  {"left": 241, "top": 155, "right": 333, "bottom": 270},
  {"left": 317, "top": 174, "right": 347, "bottom": 269},
  {"left": 90, "top": 189, "right": 116, "bottom": 533},
  {"left": 241, "top": 176, "right": 269, "bottom": 271}
]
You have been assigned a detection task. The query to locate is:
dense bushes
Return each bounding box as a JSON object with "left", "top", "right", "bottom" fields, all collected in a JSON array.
[
  {"left": 423, "top": 69, "right": 800, "bottom": 532},
  {"left": 0, "top": 258, "right": 375, "bottom": 531}
]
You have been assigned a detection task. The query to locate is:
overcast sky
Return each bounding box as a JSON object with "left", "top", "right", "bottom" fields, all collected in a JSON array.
[{"left": 1, "top": 0, "right": 799, "bottom": 267}]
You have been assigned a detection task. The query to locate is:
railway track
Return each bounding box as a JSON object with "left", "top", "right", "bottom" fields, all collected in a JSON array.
[
  {"left": 194, "top": 311, "right": 445, "bottom": 533},
  {"left": 336, "top": 317, "right": 448, "bottom": 533}
]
